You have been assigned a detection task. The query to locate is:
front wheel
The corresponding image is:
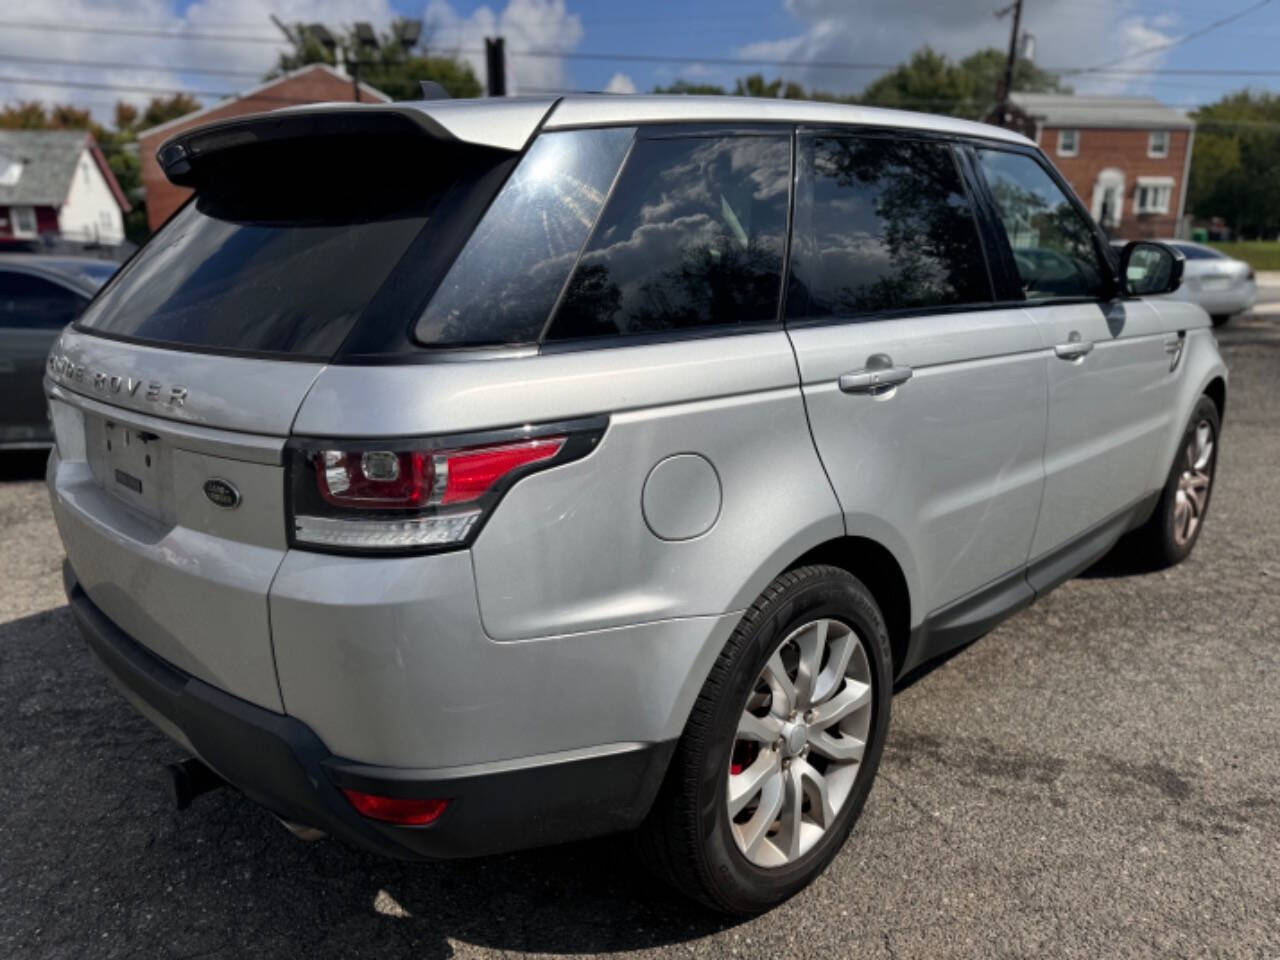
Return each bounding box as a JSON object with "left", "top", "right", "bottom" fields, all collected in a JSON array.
[
  {"left": 1130, "top": 395, "right": 1220, "bottom": 568},
  {"left": 638, "top": 565, "right": 893, "bottom": 914}
]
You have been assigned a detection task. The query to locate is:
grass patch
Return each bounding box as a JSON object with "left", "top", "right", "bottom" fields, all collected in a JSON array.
[{"left": 1207, "top": 241, "right": 1280, "bottom": 271}]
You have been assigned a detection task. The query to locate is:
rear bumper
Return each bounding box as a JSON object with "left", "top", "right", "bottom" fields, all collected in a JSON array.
[{"left": 65, "top": 561, "right": 674, "bottom": 859}]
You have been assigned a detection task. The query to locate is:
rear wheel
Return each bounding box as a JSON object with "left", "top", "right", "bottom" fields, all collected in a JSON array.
[
  {"left": 638, "top": 565, "right": 892, "bottom": 914},
  {"left": 1210, "top": 313, "right": 1233, "bottom": 327},
  {"left": 1130, "top": 395, "right": 1220, "bottom": 568}
]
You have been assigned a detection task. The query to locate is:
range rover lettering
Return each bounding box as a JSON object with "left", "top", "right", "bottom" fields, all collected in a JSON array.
[{"left": 46, "top": 95, "right": 1226, "bottom": 914}]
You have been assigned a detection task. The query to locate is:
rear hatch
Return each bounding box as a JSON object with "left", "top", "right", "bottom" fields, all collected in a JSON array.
[{"left": 47, "top": 102, "right": 552, "bottom": 711}]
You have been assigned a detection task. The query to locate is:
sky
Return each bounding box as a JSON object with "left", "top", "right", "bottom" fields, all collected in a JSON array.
[{"left": 0, "top": 0, "right": 1277, "bottom": 124}]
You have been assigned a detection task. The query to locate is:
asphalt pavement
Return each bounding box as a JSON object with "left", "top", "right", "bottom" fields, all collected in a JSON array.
[{"left": 1, "top": 310, "right": 1277, "bottom": 959}]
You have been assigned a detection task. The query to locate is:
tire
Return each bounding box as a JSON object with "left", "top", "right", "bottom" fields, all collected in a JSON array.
[
  {"left": 1129, "top": 395, "right": 1221, "bottom": 568},
  {"left": 638, "top": 565, "right": 893, "bottom": 914},
  {"left": 1210, "top": 313, "right": 1232, "bottom": 327}
]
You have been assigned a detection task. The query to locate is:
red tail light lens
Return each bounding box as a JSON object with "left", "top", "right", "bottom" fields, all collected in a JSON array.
[
  {"left": 313, "top": 438, "right": 563, "bottom": 511},
  {"left": 288, "top": 421, "right": 603, "bottom": 554},
  {"left": 341, "top": 788, "right": 449, "bottom": 825}
]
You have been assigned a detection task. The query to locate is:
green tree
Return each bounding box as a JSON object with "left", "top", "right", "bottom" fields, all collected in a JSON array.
[
  {"left": 651, "top": 80, "right": 728, "bottom": 95},
  {"left": 651, "top": 47, "right": 1066, "bottom": 117},
  {"left": 860, "top": 46, "right": 1068, "bottom": 119},
  {"left": 1190, "top": 91, "right": 1280, "bottom": 237},
  {"left": 270, "top": 18, "right": 482, "bottom": 99}
]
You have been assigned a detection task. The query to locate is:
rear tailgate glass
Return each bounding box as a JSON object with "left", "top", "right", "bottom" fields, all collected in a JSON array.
[{"left": 78, "top": 135, "right": 492, "bottom": 359}]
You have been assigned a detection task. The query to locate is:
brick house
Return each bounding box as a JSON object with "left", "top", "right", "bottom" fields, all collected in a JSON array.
[
  {"left": 137, "top": 64, "right": 390, "bottom": 231},
  {"left": 0, "top": 130, "right": 131, "bottom": 248},
  {"left": 1010, "top": 93, "right": 1194, "bottom": 240}
]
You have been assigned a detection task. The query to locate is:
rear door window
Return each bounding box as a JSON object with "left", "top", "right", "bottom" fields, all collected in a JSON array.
[
  {"left": 787, "top": 134, "right": 992, "bottom": 321},
  {"left": 544, "top": 132, "right": 791, "bottom": 342},
  {"left": 976, "top": 149, "right": 1108, "bottom": 300}
]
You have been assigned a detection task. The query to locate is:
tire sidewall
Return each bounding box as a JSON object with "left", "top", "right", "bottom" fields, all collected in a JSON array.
[{"left": 695, "top": 570, "right": 893, "bottom": 912}]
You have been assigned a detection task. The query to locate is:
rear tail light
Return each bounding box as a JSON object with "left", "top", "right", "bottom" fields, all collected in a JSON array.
[
  {"left": 341, "top": 788, "right": 449, "bottom": 825},
  {"left": 288, "top": 419, "right": 605, "bottom": 553}
]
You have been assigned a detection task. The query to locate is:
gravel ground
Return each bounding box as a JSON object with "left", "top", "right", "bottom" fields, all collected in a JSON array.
[{"left": 1, "top": 313, "right": 1277, "bottom": 959}]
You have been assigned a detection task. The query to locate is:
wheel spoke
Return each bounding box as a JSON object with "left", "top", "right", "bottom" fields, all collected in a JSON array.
[
  {"left": 737, "top": 710, "right": 782, "bottom": 744},
  {"left": 763, "top": 651, "right": 797, "bottom": 716},
  {"left": 810, "top": 678, "right": 871, "bottom": 727},
  {"left": 777, "top": 763, "right": 806, "bottom": 860},
  {"left": 1186, "top": 472, "right": 1210, "bottom": 514},
  {"left": 811, "top": 625, "right": 855, "bottom": 706},
  {"left": 737, "top": 768, "right": 784, "bottom": 857},
  {"left": 1194, "top": 423, "right": 1214, "bottom": 470},
  {"left": 810, "top": 730, "right": 866, "bottom": 763},
  {"left": 798, "top": 759, "right": 837, "bottom": 828},
  {"left": 792, "top": 620, "right": 827, "bottom": 709},
  {"left": 728, "top": 751, "right": 780, "bottom": 817}
]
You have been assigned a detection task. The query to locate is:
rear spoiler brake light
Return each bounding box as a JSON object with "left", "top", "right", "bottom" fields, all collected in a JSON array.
[{"left": 157, "top": 109, "right": 449, "bottom": 187}]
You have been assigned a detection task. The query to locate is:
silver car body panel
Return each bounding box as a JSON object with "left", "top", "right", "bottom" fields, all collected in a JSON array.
[
  {"left": 48, "top": 328, "right": 323, "bottom": 440},
  {"left": 790, "top": 308, "right": 1046, "bottom": 620},
  {"left": 1023, "top": 298, "right": 1177, "bottom": 559},
  {"left": 270, "top": 547, "right": 742, "bottom": 767}
]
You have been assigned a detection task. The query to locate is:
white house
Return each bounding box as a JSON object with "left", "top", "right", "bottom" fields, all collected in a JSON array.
[{"left": 0, "top": 130, "right": 131, "bottom": 249}]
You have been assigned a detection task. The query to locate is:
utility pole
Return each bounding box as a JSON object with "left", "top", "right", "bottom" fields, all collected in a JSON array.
[
  {"left": 485, "top": 37, "right": 506, "bottom": 96},
  {"left": 994, "top": 0, "right": 1023, "bottom": 127}
]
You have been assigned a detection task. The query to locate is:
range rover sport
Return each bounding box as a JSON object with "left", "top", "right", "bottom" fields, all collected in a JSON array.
[{"left": 45, "top": 95, "right": 1226, "bottom": 914}]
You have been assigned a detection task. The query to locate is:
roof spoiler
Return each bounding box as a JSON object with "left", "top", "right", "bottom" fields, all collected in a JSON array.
[{"left": 156, "top": 99, "right": 558, "bottom": 188}]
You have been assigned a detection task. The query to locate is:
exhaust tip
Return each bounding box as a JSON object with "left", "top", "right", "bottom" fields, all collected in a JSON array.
[{"left": 166, "top": 758, "right": 225, "bottom": 811}]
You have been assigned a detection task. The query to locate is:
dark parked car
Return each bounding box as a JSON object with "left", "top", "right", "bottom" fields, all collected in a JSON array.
[{"left": 1, "top": 255, "right": 117, "bottom": 448}]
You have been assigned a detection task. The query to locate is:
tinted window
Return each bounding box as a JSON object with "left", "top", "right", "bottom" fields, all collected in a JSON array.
[
  {"left": 416, "top": 128, "right": 634, "bottom": 347},
  {"left": 788, "top": 136, "right": 991, "bottom": 319},
  {"left": 978, "top": 149, "right": 1107, "bottom": 300},
  {"left": 545, "top": 133, "right": 790, "bottom": 341},
  {"left": 0, "top": 272, "right": 86, "bottom": 328},
  {"left": 80, "top": 138, "right": 475, "bottom": 358}
]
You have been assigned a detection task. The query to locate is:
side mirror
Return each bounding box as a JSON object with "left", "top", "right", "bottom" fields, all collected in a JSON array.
[{"left": 1119, "top": 240, "right": 1184, "bottom": 297}]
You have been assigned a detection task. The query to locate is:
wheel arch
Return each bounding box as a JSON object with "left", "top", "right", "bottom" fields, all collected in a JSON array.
[
  {"left": 1204, "top": 375, "right": 1226, "bottom": 422},
  {"left": 784, "top": 536, "right": 914, "bottom": 677}
]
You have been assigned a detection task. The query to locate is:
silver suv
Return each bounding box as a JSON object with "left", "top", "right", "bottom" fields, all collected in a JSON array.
[{"left": 45, "top": 95, "right": 1226, "bottom": 913}]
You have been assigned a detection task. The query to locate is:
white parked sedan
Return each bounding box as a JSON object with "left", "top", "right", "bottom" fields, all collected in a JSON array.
[{"left": 1114, "top": 240, "right": 1256, "bottom": 325}]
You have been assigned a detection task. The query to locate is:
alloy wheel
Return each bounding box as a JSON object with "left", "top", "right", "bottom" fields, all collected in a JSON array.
[
  {"left": 726, "top": 618, "right": 873, "bottom": 868},
  {"left": 1173, "top": 419, "right": 1214, "bottom": 547}
]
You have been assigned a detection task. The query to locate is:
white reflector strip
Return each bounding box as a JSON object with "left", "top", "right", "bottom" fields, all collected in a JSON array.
[{"left": 295, "top": 511, "right": 481, "bottom": 549}]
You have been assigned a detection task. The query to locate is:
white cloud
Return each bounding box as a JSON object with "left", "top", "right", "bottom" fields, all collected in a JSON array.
[
  {"left": 737, "top": 0, "right": 1179, "bottom": 97},
  {"left": 604, "top": 72, "right": 636, "bottom": 94},
  {"left": 0, "top": 0, "right": 585, "bottom": 123},
  {"left": 424, "top": 0, "right": 584, "bottom": 94}
]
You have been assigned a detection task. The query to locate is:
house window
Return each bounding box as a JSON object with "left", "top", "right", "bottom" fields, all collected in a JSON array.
[
  {"left": 1148, "top": 130, "right": 1170, "bottom": 159},
  {"left": 1135, "top": 177, "right": 1174, "bottom": 215},
  {"left": 10, "top": 206, "right": 37, "bottom": 239},
  {"left": 1057, "top": 129, "right": 1079, "bottom": 157},
  {"left": 0, "top": 153, "right": 22, "bottom": 186}
]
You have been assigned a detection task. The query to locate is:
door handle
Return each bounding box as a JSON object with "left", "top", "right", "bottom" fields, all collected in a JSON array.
[
  {"left": 838, "top": 354, "right": 914, "bottom": 395},
  {"left": 1053, "top": 331, "right": 1094, "bottom": 361}
]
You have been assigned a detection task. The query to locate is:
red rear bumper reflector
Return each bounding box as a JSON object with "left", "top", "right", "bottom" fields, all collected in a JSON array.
[{"left": 341, "top": 789, "right": 450, "bottom": 825}]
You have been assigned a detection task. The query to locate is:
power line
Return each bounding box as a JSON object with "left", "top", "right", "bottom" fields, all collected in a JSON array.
[
  {"left": 5, "top": 51, "right": 1280, "bottom": 81},
  {"left": 0, "top": 53, "right": 266, "bottom": 79},
  {"left": 1073, "top": 0, "right": 1274, "bottom": 73}
]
